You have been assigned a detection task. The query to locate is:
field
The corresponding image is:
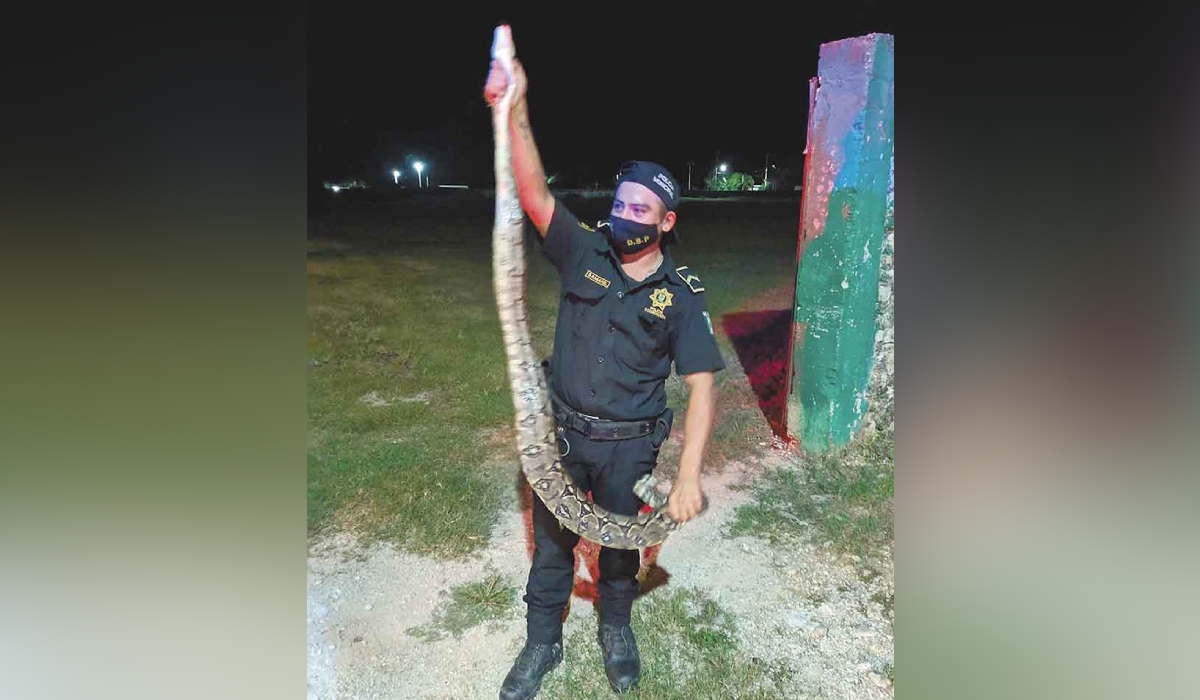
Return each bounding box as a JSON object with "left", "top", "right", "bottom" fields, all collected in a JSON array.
[
  {"left": 307, "top": 192, "right": 803, "bottom": 554},
  {"left": 306, "top": 192, "right": 895, "bottom": 699}
]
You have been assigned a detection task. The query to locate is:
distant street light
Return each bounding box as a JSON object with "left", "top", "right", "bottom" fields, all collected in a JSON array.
[
  {"left": 712, "top": 162, "right": 728, "bottom": 187},
  {"left": 392, "top": 169, "right": 400, "bottom": 185},
  {"left": 332, "top": 185, "right": 341, "bottom": 193},
  {"left": 413, "top": 161, "right": 425, "bottom": 188}
]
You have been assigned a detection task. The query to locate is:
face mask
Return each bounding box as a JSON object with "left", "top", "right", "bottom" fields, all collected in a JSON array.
[{"left": 606, "top": 216, "right": 661, "bottom": 254}]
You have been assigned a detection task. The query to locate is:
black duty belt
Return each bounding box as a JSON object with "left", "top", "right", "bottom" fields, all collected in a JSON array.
[{"left": 551, "top": 394, "right": 657, "bottom": 441}]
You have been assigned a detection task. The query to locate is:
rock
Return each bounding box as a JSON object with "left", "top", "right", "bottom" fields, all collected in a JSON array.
[
  {"left": 312, "top": 603, "right": 329, "bottom": 619},
  {"left": 785, "top": 611, "right": 812, "bottom": 629},
  {"left": 857, "top": 662, "right": 872, "bottom": 671},
  {"left": 365, "top": 604, "right": 373, "bottom": 611},
  {"left": 869, "top": 672, "right": 891, "bottom": 688}
]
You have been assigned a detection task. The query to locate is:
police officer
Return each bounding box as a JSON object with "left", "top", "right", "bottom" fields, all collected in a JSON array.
[{"left": 486, "top": 54, "right": 724, "bottom": 698}]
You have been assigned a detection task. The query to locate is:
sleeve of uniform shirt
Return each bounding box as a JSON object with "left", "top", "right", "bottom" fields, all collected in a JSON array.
[
  {"left": 670, "top": 293, "right": 726, "bottom": 376},
  {"left": 539, "top": 198, "right": 593, "bottom": 277}
]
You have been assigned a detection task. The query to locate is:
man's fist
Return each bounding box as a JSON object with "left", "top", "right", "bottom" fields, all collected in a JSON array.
[
  {"left": 484, "top": 58, "right": 527, "bottom": 107},
  {"left": 666, "top": 475, "right": 705, "bottom": 524}
]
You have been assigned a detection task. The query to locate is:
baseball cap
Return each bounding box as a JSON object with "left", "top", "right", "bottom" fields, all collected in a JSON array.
[
  {"left": 616, "top": 160, "right": 680, "bottom": 212},
  {"left": 615, "top": 160, "right": 682, "bottom": 245}
]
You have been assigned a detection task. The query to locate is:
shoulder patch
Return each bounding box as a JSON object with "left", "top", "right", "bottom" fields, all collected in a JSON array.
[
  {"left": 577, "top": 220, "right": 595, "bottom": 232},
  {"left": 674, "top": 266, "right": 705, "bottom": 293}
]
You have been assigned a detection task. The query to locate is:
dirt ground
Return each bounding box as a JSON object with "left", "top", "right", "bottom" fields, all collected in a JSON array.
[{"left": 307, "top": 443, "right": 894, "bottom": 700}]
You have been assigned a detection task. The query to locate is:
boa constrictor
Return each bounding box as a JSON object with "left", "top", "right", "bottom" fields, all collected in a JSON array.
[{"left": 488, "top": 25, "right": 694, "bottom": 550}]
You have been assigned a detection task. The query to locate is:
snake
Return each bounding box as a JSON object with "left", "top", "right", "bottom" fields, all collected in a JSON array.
[{"left": 488, "top": 25, "right": 700, "bottom": 550}]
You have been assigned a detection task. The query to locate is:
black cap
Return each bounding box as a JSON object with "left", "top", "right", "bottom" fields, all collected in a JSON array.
[{"left": 616, "top": 160, "right": 680, "bottom": 212}]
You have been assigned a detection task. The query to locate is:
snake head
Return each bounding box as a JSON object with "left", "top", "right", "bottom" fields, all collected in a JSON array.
[
  {"left": 491, "top": 25, "right": 515, "bottom": 64},
  {"left": 486, "top": 25, "right": 518, "bottom": 111}
]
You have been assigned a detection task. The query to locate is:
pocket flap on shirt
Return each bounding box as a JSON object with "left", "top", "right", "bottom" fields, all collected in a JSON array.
[{"left": 565, "top": 268, "right": 613, "bottom": 300}]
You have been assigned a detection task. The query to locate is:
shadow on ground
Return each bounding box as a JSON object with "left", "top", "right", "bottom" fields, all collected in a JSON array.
[{"left": 720, "top": 310, "right": 797, "bottom": 440}]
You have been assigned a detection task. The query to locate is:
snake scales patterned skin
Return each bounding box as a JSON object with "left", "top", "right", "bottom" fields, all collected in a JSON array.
[{"left": 488, "top": 25, "right": 695, "bottom": 550}]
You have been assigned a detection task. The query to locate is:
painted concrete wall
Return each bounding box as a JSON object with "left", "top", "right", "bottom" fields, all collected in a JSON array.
[
  {"left": 787, "top": 33, "right": 895, "bottom": 452},
  {"left": 868, "top": 146, "right": 894, "bottom": 433}
]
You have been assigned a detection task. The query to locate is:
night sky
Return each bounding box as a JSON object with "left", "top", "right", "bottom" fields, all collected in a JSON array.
[{"left": 309, "top": 6, "right": 895, "bottom": 190}]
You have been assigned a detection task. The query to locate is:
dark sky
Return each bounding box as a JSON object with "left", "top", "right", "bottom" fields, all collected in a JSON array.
[{"left": 309, "top": 6, "right": 895, "bottom": 189}]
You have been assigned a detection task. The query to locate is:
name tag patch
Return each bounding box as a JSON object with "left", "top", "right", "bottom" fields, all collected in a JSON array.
[{"left": 585, "top": 270, "right": 611, "bottom": 288}]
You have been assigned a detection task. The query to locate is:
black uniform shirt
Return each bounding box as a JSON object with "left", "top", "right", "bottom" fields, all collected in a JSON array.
[{"left": 540, "top": 198, "right": 725, "bottom": 421}]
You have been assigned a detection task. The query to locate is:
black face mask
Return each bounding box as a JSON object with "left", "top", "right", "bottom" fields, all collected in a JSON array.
[{"left": 606, "top": 216, "right": 661, "bottom": 254}]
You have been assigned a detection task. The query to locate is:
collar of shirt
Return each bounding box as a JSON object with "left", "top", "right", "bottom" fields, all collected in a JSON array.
[{"left": 592, "top": 236, "right": 676, "bottom": 292}]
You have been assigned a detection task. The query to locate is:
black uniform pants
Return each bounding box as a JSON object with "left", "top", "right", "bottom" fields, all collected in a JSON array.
[{"left": 522, "top": 422, "right": 667, "bottom": 644}]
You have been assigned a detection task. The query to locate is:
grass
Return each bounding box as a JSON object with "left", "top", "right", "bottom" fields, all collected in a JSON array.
[
  {"left": 308, "top": 196, "right": 800, "bottom": 555},
  {"left": 656, "top": 371, "right": 775, "bottom": 481},
  {"left": 539, "top": 587, "right": 795, "bottom": 700},
  {"left": 729, "top": 427, "right": 894, "bottom": 559},
  {"left": 405, "top": 572, "right": 519, "bottom": 642},
  {"left": 306, "top": 211, "right": 562, "bottom": 556},
  {"left": 707, "top": 405, "right": 772, "bottom": 465}
]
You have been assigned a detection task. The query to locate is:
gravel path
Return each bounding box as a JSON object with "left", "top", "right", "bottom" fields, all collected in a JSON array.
[{"left": 307, "top": 445, "right": 894, "bottom": 699}]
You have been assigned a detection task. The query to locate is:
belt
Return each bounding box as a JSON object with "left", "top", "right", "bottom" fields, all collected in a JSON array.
[{"left": 551, "top": 394, "right": 657, "bottom": 441}]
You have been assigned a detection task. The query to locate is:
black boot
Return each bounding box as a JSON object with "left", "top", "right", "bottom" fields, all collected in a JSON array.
[
  {"left": 499, "top": 638, "right": 563, "bottom": 700},
  {"left": 597, "top": 623, "right": 641, "bottom": 693}
]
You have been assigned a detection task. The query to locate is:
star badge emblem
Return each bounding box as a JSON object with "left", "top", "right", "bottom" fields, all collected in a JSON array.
[{"left": 644, "top": 287, "right": 674, "bottom": 319}]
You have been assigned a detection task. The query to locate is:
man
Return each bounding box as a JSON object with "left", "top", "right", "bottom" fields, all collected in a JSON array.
[{"left": 485, "top": 54, "right": 724, "bottom": 698}]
